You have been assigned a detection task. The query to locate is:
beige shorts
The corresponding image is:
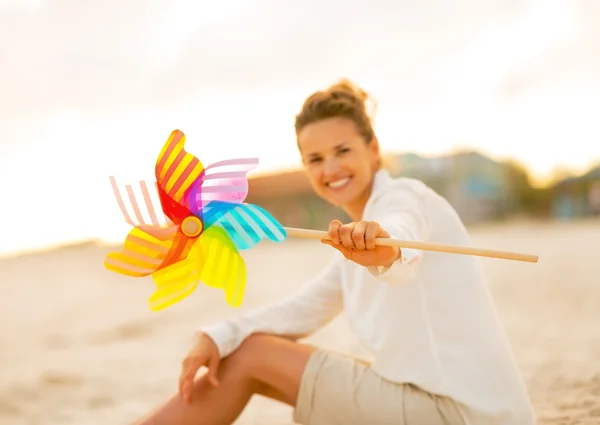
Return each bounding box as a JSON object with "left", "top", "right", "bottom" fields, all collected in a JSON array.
[{"left": 294, "top": 349, "right": 465, "bottom": 425}]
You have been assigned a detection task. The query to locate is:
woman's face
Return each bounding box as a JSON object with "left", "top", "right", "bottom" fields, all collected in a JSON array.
[{"left": 297, "top": 117, "right": 380, "bottom": 211}]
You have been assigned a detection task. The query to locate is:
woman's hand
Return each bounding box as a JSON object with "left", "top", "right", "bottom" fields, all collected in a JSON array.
[
  {"left": 178, "top": 332, "right": 221, "bottom": 404},
  {"left": 321, "top": 219, "right": 400, "bottom": 267}
]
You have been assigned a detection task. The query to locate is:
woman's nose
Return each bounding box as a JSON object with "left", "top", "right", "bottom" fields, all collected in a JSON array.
[{"left": 323, "top": 157, "right": 340, "bottom": 175}]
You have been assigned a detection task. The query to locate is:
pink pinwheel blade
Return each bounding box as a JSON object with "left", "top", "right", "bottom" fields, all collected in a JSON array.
[
  {"left": 110, "top": 176, "right": 173, "bottom": 227},
  {"left": 186, "top": 158, "right": 259, "bottom": 214}
]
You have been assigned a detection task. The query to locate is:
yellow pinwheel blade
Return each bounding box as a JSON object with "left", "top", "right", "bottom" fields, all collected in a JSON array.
[
  {"left": 104, "top": 226, "right": 175, "bottom": 277},
  {"left": 146, "top": 226, "right": 247, "bottom": 311},
  {"left": 198, "top": 226, "right": 247, "bottom": 308},
  {"left": 148, "top": 240, "right": 206, "bottom": 311}
]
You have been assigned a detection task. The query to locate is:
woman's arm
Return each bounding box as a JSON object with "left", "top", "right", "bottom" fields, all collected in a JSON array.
[
  {"left": 198, "top": 258, "right": 343, "bottom": 358},
  {"left": 365, "top": 182, "right": 431, "bottom": 284}
]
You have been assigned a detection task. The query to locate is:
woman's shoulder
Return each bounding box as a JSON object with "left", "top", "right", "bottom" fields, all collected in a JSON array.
[
  {"left": 382, "top": 175, "right": 443, "bottom": 202},
  {"left": 373, "top": 175, "right": 458, "bottom": 215},
  {"left": 390, "top": 176, "right": 432, "bottom": 190}
]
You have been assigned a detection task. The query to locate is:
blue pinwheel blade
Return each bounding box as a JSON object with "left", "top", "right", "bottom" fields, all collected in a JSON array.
[{"left": 200, "top": 201, "right": 287, "bottom": 250}]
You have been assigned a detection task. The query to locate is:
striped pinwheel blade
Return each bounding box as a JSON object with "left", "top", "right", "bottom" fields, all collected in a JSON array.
[
  {"left": 197, "top": 225, "right": 247, "bottom": 308},
  {"left": 187, "top": 158, "right": 259, "bottom": 215},
  {"left": 104, "top": 225, "right": 178, "bottom": 277},
  {"left": 201, "top": 201, "right": 287, "bottom": 250},
  {"left": 109, "top": 177, "right": 173, "bottom": 227},
  {"left": 155, "top": 129, "right": 205, "bottom": 221},
  {"left": 148, "top": 239, "right": 207, "bottom": 311},
  {"left": 148, "top": 225, "right": 248, "bottom": 310}
]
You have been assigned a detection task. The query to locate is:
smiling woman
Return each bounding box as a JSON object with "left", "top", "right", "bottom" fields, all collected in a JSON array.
[
  {"left": 134, "top": 79, "right": 535, "bottom": 425},
  {"left": 294, "top": 79, "right": 382, "bottom": 221}
]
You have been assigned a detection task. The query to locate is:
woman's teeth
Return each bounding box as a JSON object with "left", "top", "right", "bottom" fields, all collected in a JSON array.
[{"left": 327, "top": 177, "right": 351, "bottom": 189}]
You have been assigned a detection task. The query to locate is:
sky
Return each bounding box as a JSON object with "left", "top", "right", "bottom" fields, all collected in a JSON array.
[{"left": 0, "top": 0, "right": 599, "bottom": 255}]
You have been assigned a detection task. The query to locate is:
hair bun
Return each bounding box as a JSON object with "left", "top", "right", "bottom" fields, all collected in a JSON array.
[
  {"left": 294, "top": 78, "right": 377, "bottom": 142},
  {"left": 327, "top": 78, "right": 369, "bottom": 103}
]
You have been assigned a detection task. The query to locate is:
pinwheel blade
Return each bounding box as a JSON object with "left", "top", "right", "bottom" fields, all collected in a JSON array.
[
  {"left": 104, "top": 226, "right": 177, "bottom": 276},
  {"left": 155, "top": 130, "right": 205, "bottom": 221},
  {"left": 109, "top": 177, "right": 173, "bottom": 227},
  {"left": 187, "top": 158, "right": 259, "bottom": 214},
  {"left": 148, "top": 240, "right": 206, "bottom": 311},
  {"left": 197, "top": 226, "right": 247, "bottom": 308},
  {"left": 202, "top": 201, "right": 287, "bottom": 250}
]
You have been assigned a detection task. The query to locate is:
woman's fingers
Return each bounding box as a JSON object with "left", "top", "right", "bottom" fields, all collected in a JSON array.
[
  {"left": 364, "top": 221, "right": 381, "bottom": 250},
  {"left": 327, "top": 219, "right": 343, "bottom": 245},
  {"left": 326, "top": 219, "right": 391, "bottom": 251},
  {"left": 179, "top": 355, "right": 204, "bottom": 404},
  {"left": 338, "top": 222, "right": 356, "bottom": 249},
  {"left": 351, "top": 221, "right": 368, "bottom": 250},
  {"left": 337, "top": 221, "right": 381, "bottom": 251},
  {"left": 176, "top": 333, "right": 222, "bottom": 405},
  {"left": 206, "top": 352, "right": 221, "bottom": 387},
  {"left": 323, "top": 219, "right": 401, "bottom": 267}
]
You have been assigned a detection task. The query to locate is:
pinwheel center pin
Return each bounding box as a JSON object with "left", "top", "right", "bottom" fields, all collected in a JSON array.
[{"left": 181, "top": 216, "right": 203, "bottom": 237}]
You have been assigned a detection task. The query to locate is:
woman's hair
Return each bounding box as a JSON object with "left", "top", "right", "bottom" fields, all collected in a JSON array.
[{"left": 294, "top": 78, "right": 377, "bottom": 143}]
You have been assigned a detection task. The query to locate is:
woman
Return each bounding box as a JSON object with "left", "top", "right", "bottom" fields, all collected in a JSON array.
[{"left": 135, "top": 80, "right": 535, "bottom": 425}]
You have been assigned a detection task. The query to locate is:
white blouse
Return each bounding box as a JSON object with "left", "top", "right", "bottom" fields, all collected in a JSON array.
[{"left": 200, "top": 170, "right": 535, "bottom": 425}]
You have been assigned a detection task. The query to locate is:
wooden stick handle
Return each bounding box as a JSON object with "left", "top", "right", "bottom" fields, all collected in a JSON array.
[{"left": 283, "top": 227, "right": 538, "bottom": 263}]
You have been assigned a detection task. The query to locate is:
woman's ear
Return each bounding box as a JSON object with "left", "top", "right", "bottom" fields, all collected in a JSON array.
[{"left": 369, "top": 136, "right": 381, "bottom": 168}]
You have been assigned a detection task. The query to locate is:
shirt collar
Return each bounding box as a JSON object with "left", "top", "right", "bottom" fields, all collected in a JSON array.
[
  {"left": 372, "top": 168, "right": 393, "bottom": 194},
  {"left": 363, "top": 169, "right": 393, "bottom": 215}
]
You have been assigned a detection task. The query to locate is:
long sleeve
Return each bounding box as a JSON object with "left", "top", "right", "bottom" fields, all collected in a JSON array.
[
  {"left": 199, "top": 258, "right": 344, "bottom": 358},
  {"left": 365, "top": 181, "right": 432, "bottom": 284}
]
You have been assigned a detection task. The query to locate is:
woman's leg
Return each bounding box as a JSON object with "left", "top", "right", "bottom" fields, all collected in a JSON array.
[{"left": 133, "top": 333, "right": 316, "bottom": 425}]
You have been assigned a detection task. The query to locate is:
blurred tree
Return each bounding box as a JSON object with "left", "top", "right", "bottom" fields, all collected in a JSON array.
[
  {"left": 549, "top": 166, "right": 576, "bottom": 184},
  {"left": 504, "top": 160, "right": 552, "bottom": 217}
]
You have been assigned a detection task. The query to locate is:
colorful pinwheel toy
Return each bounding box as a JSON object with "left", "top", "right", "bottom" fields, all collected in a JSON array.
[{"left": 104, "top": 129, "right": 287, "bottom": 311}]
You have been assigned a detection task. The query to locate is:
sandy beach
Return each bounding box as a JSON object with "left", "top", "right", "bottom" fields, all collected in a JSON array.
[{"left": 1, "top": 219, "right": 599, "bottom": 425}]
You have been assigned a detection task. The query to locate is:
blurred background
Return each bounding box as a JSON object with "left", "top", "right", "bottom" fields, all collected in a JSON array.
[{"left": 1, "top": 0, "right": 599, "bottom": 424}]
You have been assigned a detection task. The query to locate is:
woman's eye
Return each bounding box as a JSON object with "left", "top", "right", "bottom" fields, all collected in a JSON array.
[{"left": 309, "top": 157, "right": 322, "bottom": 163}]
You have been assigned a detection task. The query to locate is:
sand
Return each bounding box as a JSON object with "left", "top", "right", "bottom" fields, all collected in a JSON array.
[{"left": 1, "top": 219, "right": 599, "bottom": 424}]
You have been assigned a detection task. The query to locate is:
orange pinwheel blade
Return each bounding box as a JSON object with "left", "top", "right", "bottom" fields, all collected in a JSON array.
[
  {"left": 155, "top": 129, "right": 205, "bottom": 204},
  {"left": 104, "top": 225, "right": 178, "bottom": 277},
  {"left": 198, "top": 226, "right": 247, "bottom": 308}
]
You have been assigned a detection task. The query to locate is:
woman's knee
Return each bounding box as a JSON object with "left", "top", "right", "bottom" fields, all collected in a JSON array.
[
  {"left": 225, "top": 333, "right": 315, "bottom": 404},
  {"left": 225, "top": 333, "right": 280, "bottom": 374},
  {"left": 225, "top": 333, "right": 314, "bottom": 382}
]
